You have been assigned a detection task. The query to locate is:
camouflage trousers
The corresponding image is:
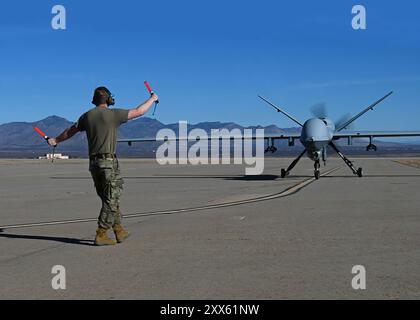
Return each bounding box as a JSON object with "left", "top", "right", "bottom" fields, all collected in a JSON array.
[{"left": 89, "top": 157, "right": 124, "bottom": 229}]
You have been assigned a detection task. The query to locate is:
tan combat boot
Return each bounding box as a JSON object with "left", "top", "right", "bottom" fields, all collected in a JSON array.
[
  {"left": 95, "top": 226, "right": 117, "bottom": 246},
  {"left": 113, "top": 224, "right": 130, "bottom": 243}
]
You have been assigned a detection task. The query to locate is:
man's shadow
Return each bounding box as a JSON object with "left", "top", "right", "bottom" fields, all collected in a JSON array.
[{"left": 0, "top": 232, "right": 95, "bottom": 246}]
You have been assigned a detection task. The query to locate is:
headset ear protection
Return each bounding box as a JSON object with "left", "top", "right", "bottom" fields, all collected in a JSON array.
[
  {"left": 92, "top": 86, "right": 115, "bottom": 106},
  {"left": 103, "top": 87, "right": 115, "bottom": 106}
]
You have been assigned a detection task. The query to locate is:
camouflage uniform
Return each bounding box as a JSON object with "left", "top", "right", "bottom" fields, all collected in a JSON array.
[
  {"left": 89, "top": 157, "right": 124, "bottom": 229},
  {"left": 75, "top": 107, "right": 129, "bottom": 230}
]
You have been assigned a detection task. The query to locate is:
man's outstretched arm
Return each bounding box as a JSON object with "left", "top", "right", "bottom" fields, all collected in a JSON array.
[
  {"left": 48, "top": 125, "right": 79, "bottom": 147},
  {"left": 127, "top": 93, "right": 159, "bottom": 120}
]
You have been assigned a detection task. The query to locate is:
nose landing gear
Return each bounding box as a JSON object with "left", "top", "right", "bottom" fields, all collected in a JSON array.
[{"left": 314, "top": 160, "right": 321, "bottom": 179}]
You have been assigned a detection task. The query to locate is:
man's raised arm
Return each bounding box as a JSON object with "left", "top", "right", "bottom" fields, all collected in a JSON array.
[
  {"left": 48, "top": 125, "right": 79, "bottom": 147},
  {"left": 127, "top": 93, "right": 159, "bottom": 120}
]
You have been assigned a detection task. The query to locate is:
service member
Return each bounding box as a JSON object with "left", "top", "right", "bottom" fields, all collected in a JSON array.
[{"left": 49, "top": 86, "right": 158, "bottom": 245}]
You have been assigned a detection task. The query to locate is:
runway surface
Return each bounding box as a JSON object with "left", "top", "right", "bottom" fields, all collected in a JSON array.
[{"left": 0, "top": 157, "right": 420, "bottom": 299}]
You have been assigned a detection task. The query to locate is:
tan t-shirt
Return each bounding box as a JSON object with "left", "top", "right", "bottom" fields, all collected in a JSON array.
[{"left": 75, "top": 107, "right": 129, "bottom": 156}]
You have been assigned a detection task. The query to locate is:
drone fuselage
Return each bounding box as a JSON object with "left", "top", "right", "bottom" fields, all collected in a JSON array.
[{"left": 300, "top": 117, "right": 334, "bottom": 160}]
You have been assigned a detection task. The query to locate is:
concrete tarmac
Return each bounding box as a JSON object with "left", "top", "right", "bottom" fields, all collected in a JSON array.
[{"left": 0, "top": 157, "right": 420, "bottom": 299}]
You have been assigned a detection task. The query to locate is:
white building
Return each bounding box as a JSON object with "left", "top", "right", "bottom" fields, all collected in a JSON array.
[{"left": 38, "top": 153, "right": 69, "bottom": 160}]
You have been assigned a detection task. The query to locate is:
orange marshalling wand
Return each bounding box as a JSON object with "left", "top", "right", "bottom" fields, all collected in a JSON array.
[
  {"left": 34, "top": 127, "right": 56, "bottom": 162},
  {"left": 34, "top": 127, "right": 49, "bottom": 141}
]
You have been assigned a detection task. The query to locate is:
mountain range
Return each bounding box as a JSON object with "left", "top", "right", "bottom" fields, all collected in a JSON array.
[{"left": 0, "top": 116, "right": 419, "bottom": 158}]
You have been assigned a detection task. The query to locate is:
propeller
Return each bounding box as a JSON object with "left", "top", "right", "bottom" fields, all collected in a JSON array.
[
  {"left": 310, "top": 102, "right": 327, "bottom": 119},
  {"left": 310, "top": 102, "right": 355, "bottom": 130},
  {"left": 310, "top": 102, "right": 355, "bottom": 164},
  {"left": 335, "top": 113, "right": 355, "bottom": 131}
]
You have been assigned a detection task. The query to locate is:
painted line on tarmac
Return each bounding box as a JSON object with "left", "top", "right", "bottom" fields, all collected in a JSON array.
[{"left": 0, "top": 166, "right": 341, "bottom": 231}]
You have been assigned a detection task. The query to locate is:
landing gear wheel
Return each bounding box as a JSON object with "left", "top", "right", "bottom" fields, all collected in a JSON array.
[
  {"left": 357, "top": 168, "right": 363, "bottom": 177},
  {"left": 281, "top": 169, "right": 288, "bottom": 178},
  {"left": 314, "top": 160, "right": 320, "bottom": 179}
]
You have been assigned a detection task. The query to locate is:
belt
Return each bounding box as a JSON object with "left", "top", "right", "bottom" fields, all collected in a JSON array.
[{"left": 89, "top": 153, "right": 117, "bottom": 161}]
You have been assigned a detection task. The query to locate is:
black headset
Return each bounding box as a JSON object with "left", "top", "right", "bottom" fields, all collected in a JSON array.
[{"left": 92, "top": 86, "right": 115, "bottom": 106}]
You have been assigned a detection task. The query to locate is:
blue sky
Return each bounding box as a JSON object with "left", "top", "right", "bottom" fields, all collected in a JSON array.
[{"left": 1, "top": 0, "right": 420, "bottom": 131}]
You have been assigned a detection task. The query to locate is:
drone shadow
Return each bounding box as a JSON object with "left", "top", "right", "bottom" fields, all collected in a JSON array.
[
  {"left": 322, "top": 174, "right": 420, "bottom": 178},
  {"left": 51, "top": 174, "right": 313, "bottom": 181},
  {"left": 0, "top": 233, "right": 95, "bottom": 246},
  {"left": 50, "top": 173, "right": 420, "bottom": 181}
]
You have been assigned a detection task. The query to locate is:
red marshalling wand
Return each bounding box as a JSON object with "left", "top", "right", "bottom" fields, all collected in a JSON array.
[
  {"left": 34, "top": 127, "right": 49, "bottom": 141},
  {"left": 144, "top": 80, "right": 159, "bottom": 115},
  {"left": 34, "top": 127, "right": 56, "bottom": 162}
]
